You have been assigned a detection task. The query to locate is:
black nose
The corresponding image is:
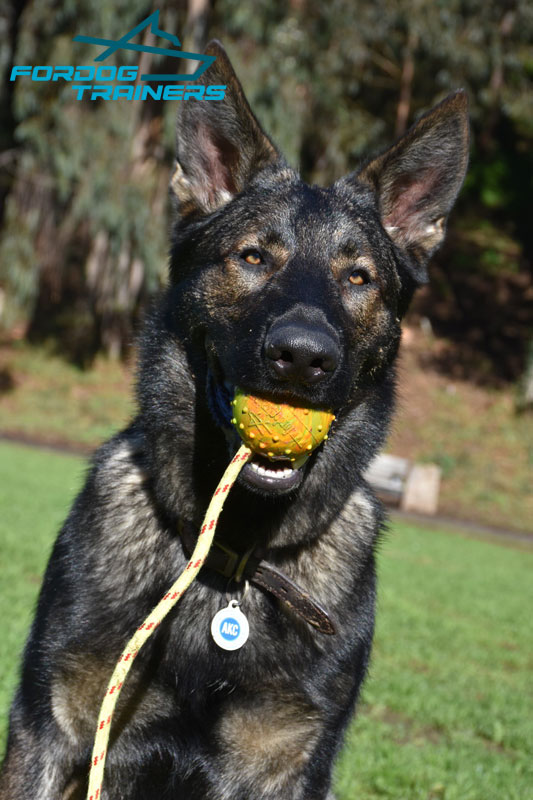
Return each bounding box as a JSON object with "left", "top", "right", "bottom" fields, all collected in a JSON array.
[{"left": 265, "top": 321, "right": 340, "bottom": 385}]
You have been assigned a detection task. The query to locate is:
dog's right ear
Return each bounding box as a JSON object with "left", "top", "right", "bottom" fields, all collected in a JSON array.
[
  {"left": 351, "top": 91, "right": 469, "bottom": 282},
  {"left": 171, "top": 41, "right": 281, "bottom": 218}
]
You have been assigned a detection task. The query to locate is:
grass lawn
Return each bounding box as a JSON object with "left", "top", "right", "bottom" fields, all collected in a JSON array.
[{"left": 1, "top": 441, "right": 532, "bottom": 798}]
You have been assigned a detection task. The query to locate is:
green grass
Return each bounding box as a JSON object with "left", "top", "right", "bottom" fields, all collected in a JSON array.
[
  {"left": 335, "top": 527, "right": 533, "bottom": 799},
  {"left": 1, "top": 441, "right": 532, "bottom": 798},
  {"left": 0, "top": 442, "right": 86, "bottom": 730}
]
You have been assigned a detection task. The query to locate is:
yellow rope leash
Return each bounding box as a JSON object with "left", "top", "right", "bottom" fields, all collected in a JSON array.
[{"left": 86, "top": 445, "right": 252, "bottom": 800}]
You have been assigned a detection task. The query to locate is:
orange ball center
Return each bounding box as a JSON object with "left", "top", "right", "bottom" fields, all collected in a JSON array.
[{"left": 231, "top": 389, "right": 335, "bottom": 462}]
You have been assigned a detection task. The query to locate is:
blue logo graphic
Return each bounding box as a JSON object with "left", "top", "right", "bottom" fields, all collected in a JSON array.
[
  {"left": 219, "top": 618, "right": 241, "bottom": 641},
  {"left": 73, "top": 10, "right": 216, "bottom": 82},
  {"left": 9, "top": 11, "right": 225, "bottom": 101}
]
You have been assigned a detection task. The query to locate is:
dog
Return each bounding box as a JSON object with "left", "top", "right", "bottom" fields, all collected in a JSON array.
[{"left": 0, "top": 41, "right": 468, "bottom": 800}]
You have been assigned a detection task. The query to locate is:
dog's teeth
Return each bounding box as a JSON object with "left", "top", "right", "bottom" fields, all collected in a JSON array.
[{"left": 249, "top": 460, "right": 296, "bottom": 480}]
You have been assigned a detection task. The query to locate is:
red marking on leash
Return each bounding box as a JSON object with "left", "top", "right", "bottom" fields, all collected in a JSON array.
[
  {"left": 200, "top": 525, "right": 207, "bottom": 535},
  {"left": 109, "top": 686, "right": 115, "bottom": 695},
  {"left": 171, "top": 591, "right": 179, "bottom": 599},
  {"left": 208, "top": 519, "right": 215, "bottom": 530},
  {"left": 214, "top": 488, "right": 220, "bottom": 496},
  {"left": 137, "top": 624, "right": 145, "bottom": 631},
  {"left": 222, "top": 484, "right": 229, "bottom": 493},
  {"left": 193, "top": 559, "right": 202, "bottom": 568}
]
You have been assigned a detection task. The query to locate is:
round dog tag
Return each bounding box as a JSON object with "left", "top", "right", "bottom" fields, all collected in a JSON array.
[{"left": 211, "top": 600, "right": 250, "bottom": 651}]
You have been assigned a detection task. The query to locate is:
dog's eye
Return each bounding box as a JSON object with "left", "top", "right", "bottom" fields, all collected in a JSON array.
[
  {"left": 241, "top": 249, "right": 263, "bottom": 266},
  {"left": 349, "top": 269, "right": 369, "bottom": 286}
]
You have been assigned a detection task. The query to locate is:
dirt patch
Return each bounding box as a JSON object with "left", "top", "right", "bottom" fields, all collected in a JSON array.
[
  {"left": 388, "top": 323, "right": 533, "bottom": 533},
  {"left": 362, "top": 704, "right": 445, "bottom": 747}
]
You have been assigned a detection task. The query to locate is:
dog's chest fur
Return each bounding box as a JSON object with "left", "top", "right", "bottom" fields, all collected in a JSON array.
[{"left": 48, "top": 428, "right": 377, "bottom": 798}]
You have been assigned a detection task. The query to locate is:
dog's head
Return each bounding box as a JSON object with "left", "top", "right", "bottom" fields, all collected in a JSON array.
[{"left": 165, "top": 42, "right": 469, "bottom": 498}]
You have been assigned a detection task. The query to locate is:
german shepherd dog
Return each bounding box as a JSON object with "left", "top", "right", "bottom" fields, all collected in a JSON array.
[{"left": 1, "top": 42, "right": 468, "bottom": 800}]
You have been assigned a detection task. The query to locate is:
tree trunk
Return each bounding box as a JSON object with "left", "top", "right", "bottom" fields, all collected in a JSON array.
[{"left": 395, "top": 29, "right": 418, "bottom": 138}]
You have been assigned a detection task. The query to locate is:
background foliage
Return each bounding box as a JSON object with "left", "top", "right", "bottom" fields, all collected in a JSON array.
[{"left": 0, "top": 0, "right": 531, "bottom": 377}]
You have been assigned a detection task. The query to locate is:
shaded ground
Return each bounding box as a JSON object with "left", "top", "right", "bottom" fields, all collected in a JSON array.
[{"left": 417, "top": 225, "right": 533, "bottom": 387}]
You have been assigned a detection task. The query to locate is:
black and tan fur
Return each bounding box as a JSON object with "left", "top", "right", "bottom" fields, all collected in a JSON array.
[{"left": 0, "top": 42, "right": 469, "bottom": 800}]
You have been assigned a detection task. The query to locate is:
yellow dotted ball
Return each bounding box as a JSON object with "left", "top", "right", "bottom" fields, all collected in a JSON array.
[{"left": 232, "top": 388, "right": 335, "bottom": 461}]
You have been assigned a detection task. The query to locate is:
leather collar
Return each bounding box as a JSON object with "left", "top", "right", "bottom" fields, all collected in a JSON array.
[{"left": 178, "top": 522, "right": 336, "bottom": 636}]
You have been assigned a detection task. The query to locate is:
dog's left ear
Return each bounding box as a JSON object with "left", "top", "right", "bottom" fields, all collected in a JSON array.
[
  {"left": 171, "top": 40, "right": 282, "bottom": 217},
  {"left": 354, "top": 91, "right": 469, "bottom": 282}
]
